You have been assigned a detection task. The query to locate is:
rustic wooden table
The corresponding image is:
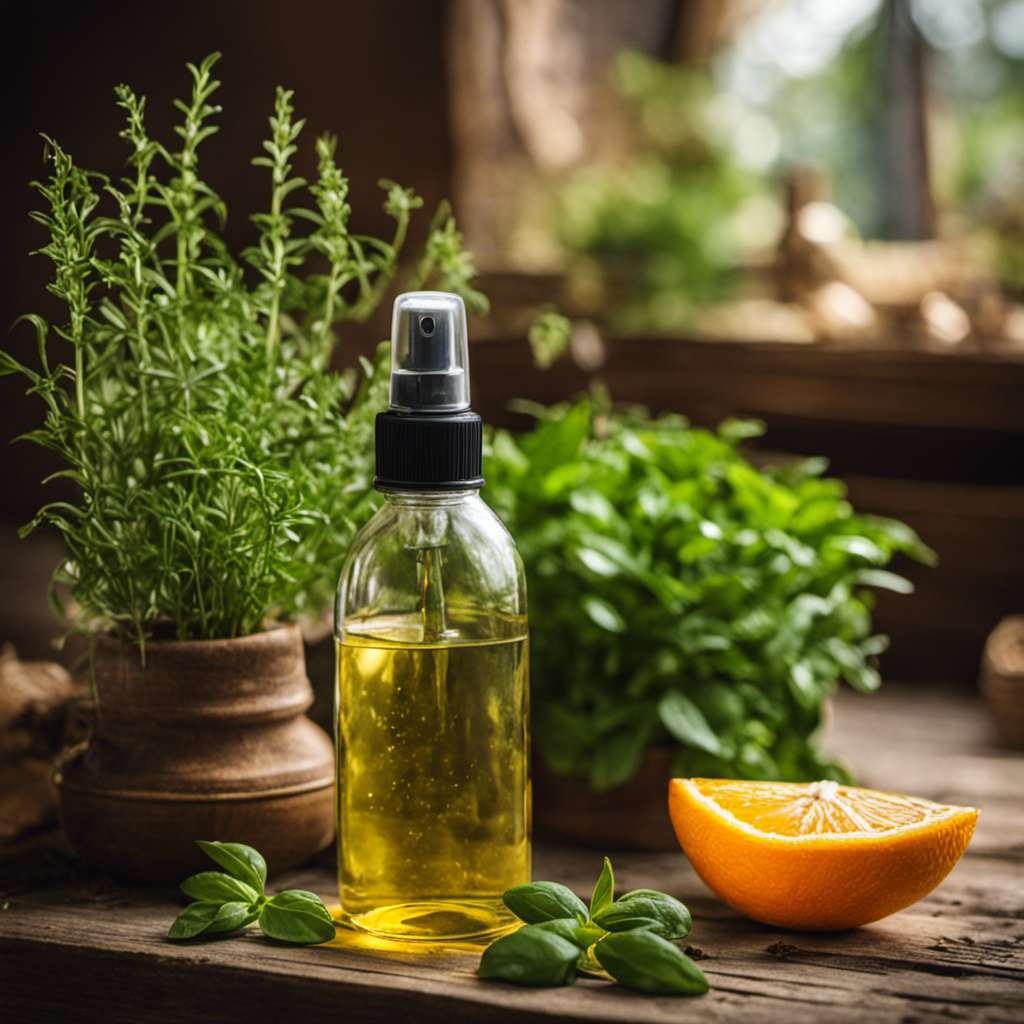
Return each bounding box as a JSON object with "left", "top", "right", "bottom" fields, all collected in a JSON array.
[{"left": 1, "top": 683, "right": 1022, "bottom": 1024}]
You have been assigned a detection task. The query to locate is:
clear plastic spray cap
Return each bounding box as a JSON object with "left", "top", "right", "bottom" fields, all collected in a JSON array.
[{"left": 389, "top": 292, "right": 470, "bottom": 413}]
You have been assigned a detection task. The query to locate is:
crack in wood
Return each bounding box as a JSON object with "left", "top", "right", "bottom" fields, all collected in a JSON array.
[
  {"left": 759, "top": 946, "right": 1023, "bottom": 983},
  {"left": 766, "top": 941, "right": 802, "bottom": 957},
  {"left": 705, "top": 983, "right": 844, "bottom": 1006}
]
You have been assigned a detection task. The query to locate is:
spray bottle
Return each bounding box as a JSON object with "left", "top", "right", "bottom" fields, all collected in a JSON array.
[{"left": 334, "top": 292, "right": 530, "bottom": 941}]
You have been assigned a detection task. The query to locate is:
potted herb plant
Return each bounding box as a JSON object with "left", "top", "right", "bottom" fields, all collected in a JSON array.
[
  {"left": 484, "top": 399, "right": 934, "bottom": 848},
  {"left": 1, "top": 54, "right": 486, "bottom": 882}
]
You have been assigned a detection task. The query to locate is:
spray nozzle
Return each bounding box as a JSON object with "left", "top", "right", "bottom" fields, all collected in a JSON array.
[{"left": 389, "top": 292, "right": 470, "bottom": 412}]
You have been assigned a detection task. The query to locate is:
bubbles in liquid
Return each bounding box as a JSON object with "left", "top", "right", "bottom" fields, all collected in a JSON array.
[{"left": 336, "top": 617, "right": 530, "bottom": 942}]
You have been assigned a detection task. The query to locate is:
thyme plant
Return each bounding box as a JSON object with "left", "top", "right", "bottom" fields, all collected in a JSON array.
[{"left": 2, "top": 54, "right": 486, "bottom": 644}]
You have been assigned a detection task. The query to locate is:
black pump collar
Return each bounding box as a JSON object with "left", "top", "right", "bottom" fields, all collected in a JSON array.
[{"left": 373, "top": 410, "right": 484, "bottom": 491}]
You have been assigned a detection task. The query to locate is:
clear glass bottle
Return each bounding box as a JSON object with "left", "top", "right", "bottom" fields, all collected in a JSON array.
[{"left": 334, "top": 293, "right": 530, "bottom": 942}]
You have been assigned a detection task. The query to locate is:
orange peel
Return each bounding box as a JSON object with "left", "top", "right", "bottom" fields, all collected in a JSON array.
[{"left": 669, "top": 778, "right": 978, "bottom": 931}]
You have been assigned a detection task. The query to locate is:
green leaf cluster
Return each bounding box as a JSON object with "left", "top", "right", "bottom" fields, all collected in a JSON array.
[
  {"left": 556, "top": 51, "right": 763, "bottom": 330},
  {"left": 478, "top": 858, "right": 706, "bottom": 996},
  {"left": 2, "top": 53, "right": 487, "bottom": 645},
  {"left": 168, "top": 840, "right": 336, "bottom": 945},
  {"left": 483, "top": 400, "right": 935, "bottom": 790}
]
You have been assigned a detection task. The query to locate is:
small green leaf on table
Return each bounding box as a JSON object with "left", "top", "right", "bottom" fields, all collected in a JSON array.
[
  {"left": 589, "top": 857, "right": 615, "bottom": 917},
  {"left": 502, "top": 882, "right": 589, "bottom": 924},
  {"left": 168, "top": 840, "right": 334, "bottom": 946},
  {"left": 594, "top": 890, "right": 692, "bottom": 939},
  {"left": 258, "top": 890, "right": 337, "bottom": 944},
  {"left": 180, "top": 871, "right": 259, "bottom": 905},
  {"left": 595, "top": 930, "right": 708, "bottom": 995},
  {"left": 477, "top": 926, "right": 581, "bottom": 987},
  {"left": 169, "top": 901, "right": 254, "bottom": 940},
  {"left": 195, "top": 840, "right": 267, "bottom": 894}
]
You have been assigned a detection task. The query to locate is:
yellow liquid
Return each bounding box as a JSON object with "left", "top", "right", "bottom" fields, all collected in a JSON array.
[{"left": 336, "top": 616, "right": 530, "bottom": 942}]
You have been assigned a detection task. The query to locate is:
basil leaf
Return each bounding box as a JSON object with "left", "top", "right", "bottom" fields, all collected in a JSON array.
[
  {"left": 258, "top": 890, "right": 336, "bottom": 944},
  {"left": 854, "top": 568, "right": 915, "bottom": 594},
  {"left": 595, "top": 931, "right": 708, "bottom": 995},
  {"left": 533, "top": 918, "right": 606, "bottom": 950},
  {"left": 532, "top": 918, "right": 584, "bottom": 945},
  {"left": 503, "top": 882, "right": 588, "bottom": 924},
  {"left": 168, "top": 902, "right": 222, "bottom": 940},
  {"left": 195, "top": 840, "right": 267, "bottom": 895},
  {"left": 522, "top": 399, "right": 590, "bottom": 477},
  {"left": 477, "top": 925, "right": 580, "bottom": 987},
  {"left": 589, "top": 857, "right": 614, "bottom": 917},
  {"left": 168, "top": 900, "right": 253, "bottom": 940},
  {"left": 204, "top": 901, "right": 258, "bottom": 935},
  {"left": 180, "top": 871, "right": 259, "bottom": 905},
  {"left": 593, "top": 893, "right": 692, "bottom": 939},
  {"left": 576, "top": 921, "right": 608, "bottom": 948},
  {"left": 618, "top": 888, "right": 673, "bottom": 901}
]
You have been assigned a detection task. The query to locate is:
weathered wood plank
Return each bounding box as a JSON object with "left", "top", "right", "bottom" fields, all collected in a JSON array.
[
  {"left": 1, "top": 685, "right": 1022, "bottom": 1024},
  {"left": 3, "top": 883, "right": 1021, "bottom": 1024}
]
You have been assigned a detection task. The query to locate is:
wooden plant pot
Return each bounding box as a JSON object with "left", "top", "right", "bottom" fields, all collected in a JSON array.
[
  {"left": 57, "top": 624, "right": 335, "bottom": 883},
  {"left": 533, "top": 748, "right": 680, "bottom": 851}
]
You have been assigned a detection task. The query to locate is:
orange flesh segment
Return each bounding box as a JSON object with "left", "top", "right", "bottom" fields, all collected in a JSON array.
[{"left": 694, "top": 778, "right": 956, "bottom": 837}]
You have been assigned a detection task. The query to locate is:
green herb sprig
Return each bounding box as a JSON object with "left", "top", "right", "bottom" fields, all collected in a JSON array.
[
  {"left": 478, "top": 858, "right": 707, "bottom": 996},
  {"left": 168, "top": 841, "right": 336, "bottom": 945},
  {"left": 2, "top": 53, "right": 488, "bottom": 647}
]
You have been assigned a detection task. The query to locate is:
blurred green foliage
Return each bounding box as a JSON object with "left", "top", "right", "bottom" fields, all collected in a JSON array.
[
  {"left": 948, "top": 6, "right": 1024, "bottom": 298},
  {"left": 557, "top": 52, "right": 764, "bottom": 331}
]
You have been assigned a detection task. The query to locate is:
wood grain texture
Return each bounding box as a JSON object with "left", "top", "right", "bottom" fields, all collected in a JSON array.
[{"left": 2, "top": 684, "right": 1022, "bottom": 1024}]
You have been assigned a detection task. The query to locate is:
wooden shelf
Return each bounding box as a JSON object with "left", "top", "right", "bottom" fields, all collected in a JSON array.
[
  {"left": 467, "top": 335, "right": 1024, "bottom": 682},
  {"left": 2, "top": 684, "right": 1022, "bottom": 1023}
]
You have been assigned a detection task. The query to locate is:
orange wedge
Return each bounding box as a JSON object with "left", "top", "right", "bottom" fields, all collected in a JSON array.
[{"left": 669, "top": 778, "right": 977, "bottom": 931}]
